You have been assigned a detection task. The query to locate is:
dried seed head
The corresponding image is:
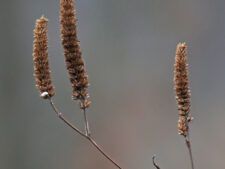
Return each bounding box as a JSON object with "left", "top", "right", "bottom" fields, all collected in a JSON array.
[
  {"left": 178, "top": 116, "right": 188, "bottom": 136},
  {"left": 79, "top": 100, "right": 91, "bottom": 109},
  {"left": 174, "top": 42, "right": 193, "bottom": 137},
  {"left": 33, "top": 15, "right": 55, "bottom": 99},
  {"left": 60, "top": 0, "right": 90, "bottom": 108}
]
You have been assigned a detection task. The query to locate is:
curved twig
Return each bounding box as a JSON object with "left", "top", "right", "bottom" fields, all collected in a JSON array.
[{"left": 152, "top": 155, "right": 160, "bottom": 169}]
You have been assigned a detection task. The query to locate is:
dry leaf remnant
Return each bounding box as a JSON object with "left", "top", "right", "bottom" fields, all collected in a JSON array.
[
  {"left": 33, "top": 16, "right": 55, "bottom": 99},
  {"left": 60, "top": 0, "right": 90, "bottom": 108}
]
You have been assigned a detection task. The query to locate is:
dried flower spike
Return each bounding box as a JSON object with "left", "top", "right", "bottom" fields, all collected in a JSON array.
[
  {"left": 60, "top": 0, "right": 90, "bottom": 108},
  {"left": 33, "top": 15, "right": 55, "bottom": 99},
  {"left": 174, "top": 42, "right": 193, "bottom": 137}
]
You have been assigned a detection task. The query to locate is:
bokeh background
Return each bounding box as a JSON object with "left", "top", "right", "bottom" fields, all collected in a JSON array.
[{"left": 1, "top": 0, "right": 225, "bottom": 169}]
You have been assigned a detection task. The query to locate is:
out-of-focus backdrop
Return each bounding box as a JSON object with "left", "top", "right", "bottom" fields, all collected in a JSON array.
[{"left": 1, "top": 0, "right": 225, "bottom": 169}]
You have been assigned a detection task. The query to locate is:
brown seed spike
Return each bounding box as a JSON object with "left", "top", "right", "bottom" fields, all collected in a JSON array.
[
  {"left": 60, "top": 0, "right": 90, "bottom": 107},
  {"left": 33, "top": 15, "right": 55, "bottom": 99},
  {"left": 174, "top": 42, "right": 193, "bottom": 137}
]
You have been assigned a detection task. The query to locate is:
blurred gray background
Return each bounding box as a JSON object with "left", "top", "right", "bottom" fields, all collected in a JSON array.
[{"left": 1, "top": 0, "right": 225, "bottom": 169}]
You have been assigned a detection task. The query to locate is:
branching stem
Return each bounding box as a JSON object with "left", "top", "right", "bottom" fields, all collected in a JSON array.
[{"left": 49, "top": 99, "right": 124, "bottom": 169}]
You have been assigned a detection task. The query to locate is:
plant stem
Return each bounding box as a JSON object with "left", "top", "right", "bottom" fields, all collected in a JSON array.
[
  {"left": 87, "top": 137, "right": 123, "bottom": 169},
  {"left": 152, "top": 155, "right": 160, "bottom": 169},
  {"left": 49, "top": 99, "right": 86, "bottom": 137},
  {"left": 82, "top": 107, "right": 91, "bottom": 136},
  {"left": 49, "top": 99, "right": 124, "bottom": 169},
  {"left": 185, "top": 135, "right": 194, "bottom": 169}
]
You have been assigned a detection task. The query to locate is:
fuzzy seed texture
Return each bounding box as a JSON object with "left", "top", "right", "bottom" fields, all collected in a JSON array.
[
  {"left": 174, "top": 43, "right": 193, "bottom": 137},
  {"left": 33, "top": 16, "right": 55, "bottom": 99},
  {"left": 60, "top": 0, "right": 90, "bottom": 108}
]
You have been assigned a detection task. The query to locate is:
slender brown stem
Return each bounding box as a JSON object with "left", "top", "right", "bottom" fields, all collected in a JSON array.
[
  {"left": 49, "top": 99, "right": 124, "bottom": 169},
  {"left": 82, "top": 107, "right": 91, "bottom": 136},
  {"left": 185, "top": 135, "right": 194, "bottom": 169},
  {"left": 49, "top": 99, "right": 87, "bottom": 138},
  {"left": 88, "top": 137, "right": 123, "bottom": 169}
]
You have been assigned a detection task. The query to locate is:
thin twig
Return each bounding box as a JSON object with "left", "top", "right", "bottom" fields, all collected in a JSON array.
[
  {"left": 82, "top": 106, "right": 91, "bottom": 136},
  {"left": 88, "top": 137, "right": 123, "bottom": 169},
  {"left": 49, "top": 99, "right": 86, "bottom": 138},
  {"left": 185, "top": 135, "right": 194, "bottom": 169},
  {"left": 49, "top": 99, "right": 124, "bottom": 169},
  {"left": 152, "top": 155, "right": 160, "bottom": 169}
]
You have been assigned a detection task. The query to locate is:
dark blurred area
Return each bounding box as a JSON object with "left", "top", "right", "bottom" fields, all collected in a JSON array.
[{"left": 1, "top": 0, "right": 225, "bottom": 169}]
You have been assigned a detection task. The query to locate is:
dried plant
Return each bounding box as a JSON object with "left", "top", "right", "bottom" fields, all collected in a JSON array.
[
  {"left": 174, "top": 42, "right": 194, "bottom": 169},
  {"left": 60, "top": 0, "right": 90, "bottom": 103},
  {"left": 33, "top": 0, "right": 123, "bottom": 169},
  {"left": 32, "top": 1, "right": 197, "bottom": 169},
  {"left": 60, "top": 0, "right": 91, "bottom": 135},
  {"left": 33, "top": 16, "right": 55, "bottom": 99}
]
